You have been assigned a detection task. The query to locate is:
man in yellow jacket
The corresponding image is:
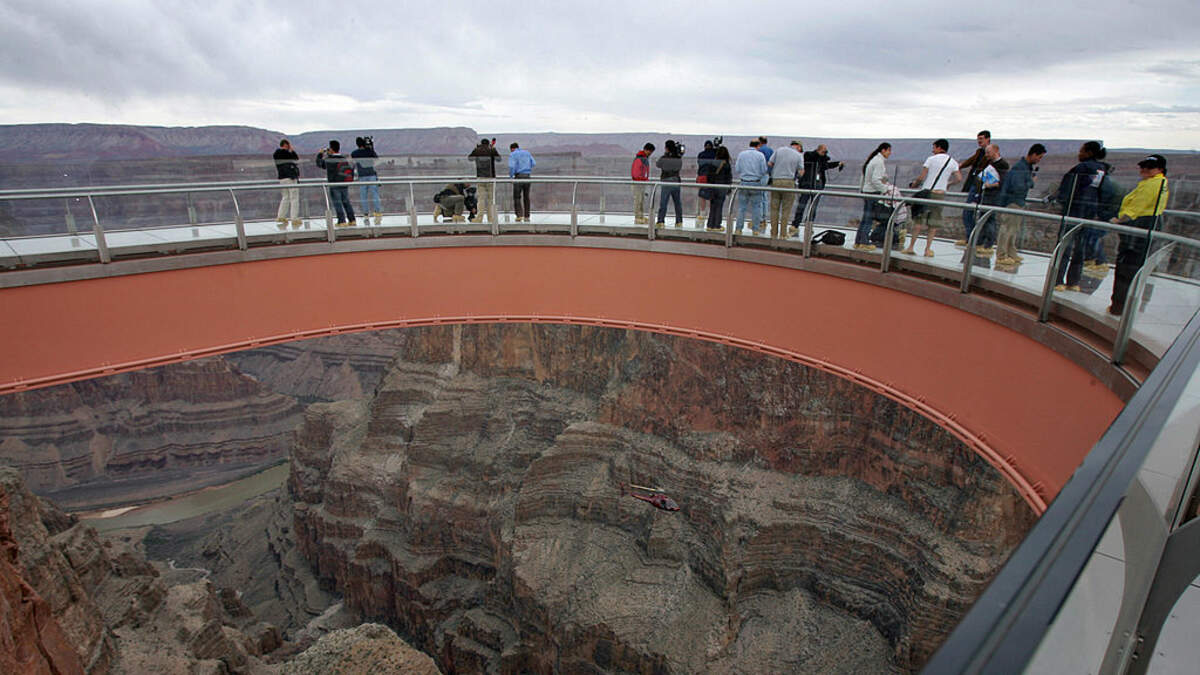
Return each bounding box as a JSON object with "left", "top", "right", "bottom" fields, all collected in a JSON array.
[{"left": 1108, "top": 154, "right": 1169, "bottom": 316}]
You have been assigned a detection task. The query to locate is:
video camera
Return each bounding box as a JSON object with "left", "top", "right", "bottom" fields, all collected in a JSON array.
[
  {"left": 711, "top": 136, "right": 723, "bottom": 149},
  {"left": 666, "top": 139, "right": 686, "bottom": 156}
]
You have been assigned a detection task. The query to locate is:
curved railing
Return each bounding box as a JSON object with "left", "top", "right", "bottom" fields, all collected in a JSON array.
[
  {"left": 2, "top": 175, "right": 1197, "bottom": 369},
  {"left": 2, "top": 174, "right": 1200, "bottom": 672}
]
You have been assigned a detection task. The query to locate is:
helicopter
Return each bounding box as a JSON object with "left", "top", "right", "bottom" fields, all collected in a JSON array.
[{"left": 623, "top": 483, "right": 680, "bottom": 512}]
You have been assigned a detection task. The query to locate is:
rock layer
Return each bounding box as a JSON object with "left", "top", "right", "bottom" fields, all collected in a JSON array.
[
  {"left": 0, "top": 358, "right": 302, "bottom": 510},
  {"left": 291, "top": 324, "right": 1037, "bottom": 673}
]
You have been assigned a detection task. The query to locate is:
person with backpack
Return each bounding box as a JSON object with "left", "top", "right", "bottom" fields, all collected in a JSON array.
[
  {"left": 630, "top": 143, "right": 654, "bottom": 225},
  {"left": 903, "top": 139, "right": 962, "bottom": 257},
  {"left": 1053, "top": 141, "right": 1108, "bottom": 291},
  {"left": 316, "top": 140, "right": 355, "bottom": 227},
  {"left": 655, "top": 140, "right": 685, "bottom": 227},
  {"left": 704, "top": 145, "right": 733, "bottom": 231},
  {"left": 1086, "top": 159, "right": 1123, "bottom": 273},
  {"left": 352, "top": 137, "right": 381, "bottom": 225}
]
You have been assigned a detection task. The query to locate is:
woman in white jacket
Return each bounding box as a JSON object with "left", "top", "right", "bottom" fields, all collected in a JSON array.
[{"left": 856, "top": 142, "right": 892, "bottom": 250}]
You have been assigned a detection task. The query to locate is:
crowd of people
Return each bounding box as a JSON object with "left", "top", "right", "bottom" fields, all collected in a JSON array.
[{"left": 271, "top": 132, "right": 1171, "bottom": 317}]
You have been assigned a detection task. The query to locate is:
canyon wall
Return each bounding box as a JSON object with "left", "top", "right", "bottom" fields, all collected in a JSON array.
[
  {"left": 0, "top": 359, "right": 302, "bottom": 510},
  {"left": 290, "top": 324, "right": 1037, "bottom": 673}
]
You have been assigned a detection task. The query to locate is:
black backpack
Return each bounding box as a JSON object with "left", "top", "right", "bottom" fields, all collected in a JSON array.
[{"left": 812, "top": 230, "right": 846, "bottom": 246}]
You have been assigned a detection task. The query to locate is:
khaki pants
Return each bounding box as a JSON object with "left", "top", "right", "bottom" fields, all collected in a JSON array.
[
  {"left": 632, "top": 184, "right": 648, "bottom": 221},
  {"left": 768, "top": 178, "right": 796, "bottom": 238},
  {"left": 996, "top": 210, "right": 1022, "bottom": 260},
  {"left": 476, "top": 182, "right": 497, "bottom": 223},
  {"left": 277, "top": 178, "right": 300, "bottom": 220}
]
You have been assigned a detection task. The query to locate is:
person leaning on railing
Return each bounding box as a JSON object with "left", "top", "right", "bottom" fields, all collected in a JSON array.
[
  {"left": 704, "top": 145, "right": 733, "bottom": 232},
  {"left": 1107, "top": 154, "right": 1170, "bottom": 317}
]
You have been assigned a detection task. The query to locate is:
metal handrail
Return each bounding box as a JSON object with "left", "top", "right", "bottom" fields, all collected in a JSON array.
[{"left": 924, "top": 307, "right": 1200, "bottom": 674}]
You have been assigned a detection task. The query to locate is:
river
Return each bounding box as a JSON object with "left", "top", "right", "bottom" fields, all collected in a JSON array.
[{"left": 79, "top": 462, "right": 290, "bottom": 532}]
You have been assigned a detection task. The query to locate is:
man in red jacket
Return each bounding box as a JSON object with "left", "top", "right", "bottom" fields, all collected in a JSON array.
[{"left": 630, "top": 143, "right": 655, "bottom": 224}]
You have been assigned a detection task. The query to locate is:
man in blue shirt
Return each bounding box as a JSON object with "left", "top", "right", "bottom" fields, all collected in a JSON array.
[
  {"left": 735, "top": 140, "right": 769, "bottom": 234},
  {"left": 508, "top": 142, "right": 536, "bottom": 222}
]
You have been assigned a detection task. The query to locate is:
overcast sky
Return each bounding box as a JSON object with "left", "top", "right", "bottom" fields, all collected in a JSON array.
[{"left": 1, "top": 0, "right": 1198, "bottom": 149}]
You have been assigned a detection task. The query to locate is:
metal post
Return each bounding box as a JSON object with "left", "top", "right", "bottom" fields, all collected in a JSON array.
[
  {"left": 880, "top": 204, "right": 902, "bottom": 273},
  {"left": 960, "top": 209, "right": 994, "bottom": 292},
  {"left": 322, "top": 184, "right": 335, "bottom": 242},
  {"left": 598, "top": 187, "right": 606, "bottom": 224},
  {"left": 187, "top": 192, "right": 198, "bottom": 225},
  {"left": 648, "top": 183, "right": 659, "bottom": 240},
  {"left": 229, "top": 189, "right": 247, "bottom": 251},
  {"left": 408, "top": 182, "right": 419, "bottom": 237},
  {"left": 570, "top": 181, "right": 579, "bottom": 236},
  {"left": 1038, "top": 223, "right": 1083, "bottom": 321},
  {"left": 64, "top": 199, "right": 77, "bottom": 235},
  {"left": 87, "top": 196, "right": 110, "bottom": 264},
  {"left": 801, "top": 192, "right": 818, "bottom": 258},
  {"left": 490, "top": 179, "right": 499, "bottom": 235},
  {"left": 1113, "top": 242, "right": 1175, "bottom": 364},
  {"left": 725, "top": 187, "right": 738, "bottom": 247}
]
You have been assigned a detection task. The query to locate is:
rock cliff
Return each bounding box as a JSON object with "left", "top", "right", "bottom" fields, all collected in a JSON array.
[
  {"left": 0, "top": 359, "right": 302, "bottom": 510},
  {"left": 290, "top": 324, "right": 1037, "bottom": 673}
]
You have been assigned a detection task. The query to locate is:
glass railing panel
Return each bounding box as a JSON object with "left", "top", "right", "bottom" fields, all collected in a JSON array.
[
  {"left": 0, "top": 195, "right": 92, "bottom": 239},
  {"left": 1129, "top": 238, "right": 1200, "bottom": 358}
]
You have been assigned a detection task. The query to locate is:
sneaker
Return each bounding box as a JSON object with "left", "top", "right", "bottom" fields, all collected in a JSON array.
[
  {"left": 1054, "top": 284, "right": 1067, "bottom": 291},
  {"left": 924, "top": 250, "right": 935, "bottom": 257},
  {"left": 674, "top": 221, "right": 684, "bottom": 228},
  {"left": 276, "top": 221, "right": 288, "bottom": 231},
  {"left": 901, "top": 248, "right": 916, "bottom": 255},
  {"left": 290, "top": 219, "right": 303, "bottom": 229},
  {"left": 655, "top": 222, "right": 665, "bottom": 228},
  {"left": 955, "top": 239, "right": 967, "bottom": 247},
  {"left": 1067, "top": 285, "right": 1081, "bottom": 292},
  {"left": 1107, "top": 305, "right": 1123, "bottom": 317},
  {"left": 787, "top": 226, "right": 799, "bottom": 238}
]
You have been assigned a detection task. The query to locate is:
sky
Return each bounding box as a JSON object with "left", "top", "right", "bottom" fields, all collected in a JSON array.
[{"left": 1, "top": 0, "right": 1199, "bottom": 149}]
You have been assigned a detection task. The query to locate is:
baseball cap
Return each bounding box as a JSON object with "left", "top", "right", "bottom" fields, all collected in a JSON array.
[{"left": 1138, "top": 154, "right": 1167, "bottom": 171}]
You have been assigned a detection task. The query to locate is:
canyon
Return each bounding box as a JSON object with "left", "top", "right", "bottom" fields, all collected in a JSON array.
[{"left": 0, "top": 323, "right": 1038, "bottom": 672}]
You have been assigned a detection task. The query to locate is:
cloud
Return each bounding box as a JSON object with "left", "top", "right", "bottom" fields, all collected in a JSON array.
[{"left": 0, "top": 1, "right": 1198, "bottom": 148}]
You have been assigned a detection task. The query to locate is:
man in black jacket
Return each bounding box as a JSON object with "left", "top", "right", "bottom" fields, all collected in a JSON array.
[
  {"left": 316, "top": 140, "right": 356, "bottom": 226},
  {"left": 468, "top": 138, "right": 500, "bottom": 223},
  {"left": 273, "top": 139, "right": 301, "bottom": 229},
  {"left": 792, "top": 144, "right": 842, "bottom": 229}
]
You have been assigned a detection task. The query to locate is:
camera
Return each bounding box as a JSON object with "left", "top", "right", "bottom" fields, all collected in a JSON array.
[
  {"left": 711, "top": 136, "right": 723, "bottom": 149},
  {"left": 363, "top": 135, "right": 374, "bottom": 149},
  {"left": 666, "top": 139, "right": 685, "bottom": 156}
]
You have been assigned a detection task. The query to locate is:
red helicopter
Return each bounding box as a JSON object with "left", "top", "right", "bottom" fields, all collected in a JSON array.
[{"left": 624, "top": 483, "right": 680, "bottom": 512}]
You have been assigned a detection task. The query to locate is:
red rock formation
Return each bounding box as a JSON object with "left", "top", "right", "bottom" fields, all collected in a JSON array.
[
  {"left": 291, "top": 324, "right": 1038, "bottom": 673},
  {"left": 0, "top": 484, "right": 85, "bottom": 675}
]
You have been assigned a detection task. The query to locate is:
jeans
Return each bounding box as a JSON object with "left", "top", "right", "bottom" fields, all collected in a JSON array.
[
  {"left": 359, "top": 175, "right": 381, "bottom": 214},
  {"left": 1055, "top": 222, "right": 1087, "bottom": 287},
  {"left": 1083, "top": 227, "right": 1108, "bottom": 264},
  {"left": 793, "top": 190, "right": 818, "bottom": 227},
  {"left": 329, "top": 185, "right": 354, "bottom": 223},
  {"left": 962, "top": 187, "right": 979, "bottom": 240},
  {"left": 512, "top": 173, "right": 531, "bottom": 218},
  {"left": 735, "top": 188, "right": 764, "bottom": 232},
  {"left": 707, "top": 189, "right": 727, "bottom": 229},
  {"left": 857, "top": 195, "right": 881, "bottom": 245},
  {"left": 657, "top": 183, "right": 682, "bottom": 223}
]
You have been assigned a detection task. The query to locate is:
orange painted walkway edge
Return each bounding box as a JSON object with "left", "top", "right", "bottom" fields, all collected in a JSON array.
[{"left": 0, "top": 247, "right": 1126, "bottom": 512}]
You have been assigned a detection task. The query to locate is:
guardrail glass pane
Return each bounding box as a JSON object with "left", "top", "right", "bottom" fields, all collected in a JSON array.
[{"left": 1130, "top": 237, "right": 1200, "bottom": 357}]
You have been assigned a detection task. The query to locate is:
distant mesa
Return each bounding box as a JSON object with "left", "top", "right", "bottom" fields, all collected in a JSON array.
[{"left": 0, "top": 122, "right": 1132, "bottom": 162}]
